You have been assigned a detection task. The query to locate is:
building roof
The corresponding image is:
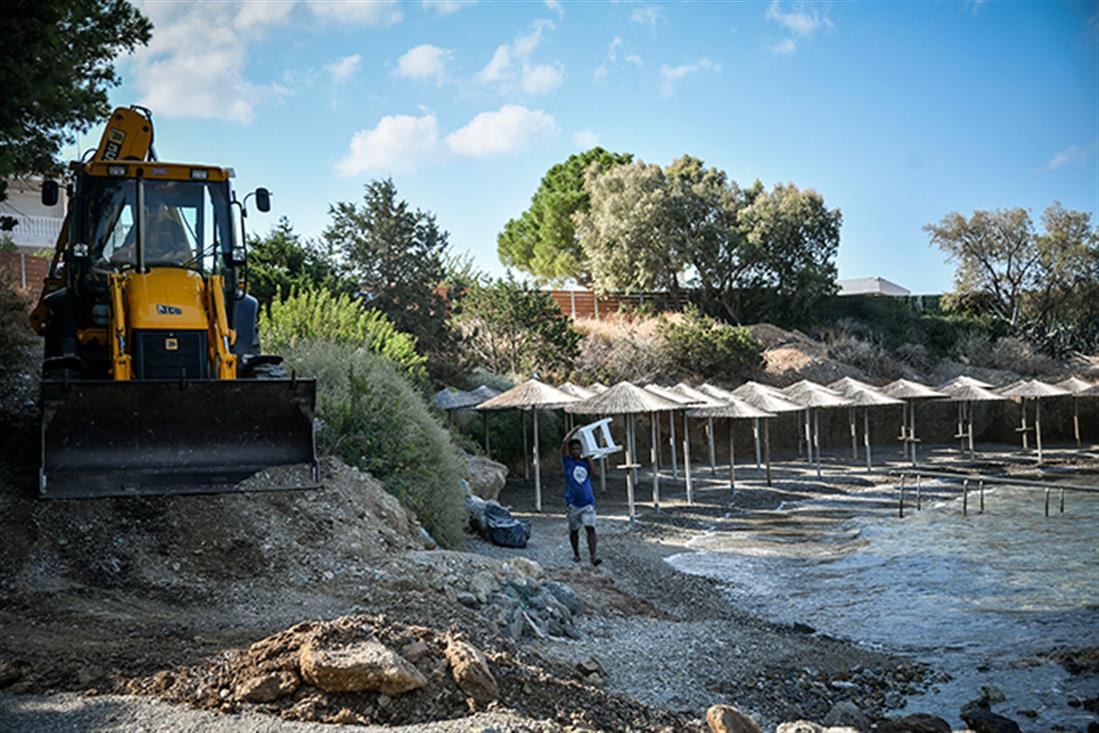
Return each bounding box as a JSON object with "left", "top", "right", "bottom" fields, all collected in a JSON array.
[{"left": 837, "top": 276, "right": 911, "bottom": 297}]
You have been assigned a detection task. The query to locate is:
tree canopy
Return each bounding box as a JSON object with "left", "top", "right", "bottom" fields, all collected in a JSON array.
[
  {"left": 247, "top": 217, "right": 351, "bottom": 309},
  {"left": 0, "top": 0, "right": 151, "bottom": 204},
  {"left": 497, "top": 147, "right": 632, "bottom": 284}
]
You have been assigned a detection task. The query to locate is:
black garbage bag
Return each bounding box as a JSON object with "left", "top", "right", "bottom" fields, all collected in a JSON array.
[{"left": 482, "top": 502, "right": 532, "bottom": 548}]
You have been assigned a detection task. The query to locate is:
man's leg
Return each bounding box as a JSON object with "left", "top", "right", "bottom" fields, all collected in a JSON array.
[
  {"left": 570, "top": 529, "right": 581, "bottom": 561},
  {"left": 585, "top": 526, "right": 600, "bottom": 565}
]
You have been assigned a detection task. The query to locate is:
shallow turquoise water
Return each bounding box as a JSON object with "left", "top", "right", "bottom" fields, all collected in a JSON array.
[{"left": 667, "top": 482, "right": 1099, "bottom": 731}]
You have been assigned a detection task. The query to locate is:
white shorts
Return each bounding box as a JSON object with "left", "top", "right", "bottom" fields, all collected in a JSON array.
[{"left": 568, "top": 504, "right": 596, "bottom": 532}]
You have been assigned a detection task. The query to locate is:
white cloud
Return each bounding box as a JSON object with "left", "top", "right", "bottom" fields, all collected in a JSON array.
[
  {"left": 544, "top": 0, "right": 564, "bottom": 16},
  {"left": 131, "top": 3, "right": 290, "bottom": 124},
  {"left": 659, "top": 58, "right": 720, "bottom": 96},
  {"left": 326, "top": 54, "right": 361, "bottom": 82},
  {"left": 308, "top": 0, "right": 402, "bottom": 26},
  {"left": 594, "top": 35, "right": 642, "bottom": 80},
  {"left": 521, "top": 63, "right": 564, "bottom": 94},
  {"left": 1045, "top": 143, "right": 1098, "bottom": 171},
  {"left": 395, "top": 44, "right": 452, "bottom": 83},
  {"left": 234, "top": 1, "right": 296, "bottom": 30},
  {"left": 572, "top": 130, "right": 599, "bottom": 148},
  {"left": 446, "top": 105, "right": 558, "bottom": 156},
  {"left": 336, "top": 112, "right": 441, "bottom": 175},
  {"left": 631, "top": 4, "right": 665, "bottom": 29},
  {"left": 476, "top": 20, "right": 562, "bottom": 95},
  {"left": 764, "top": 1, "right": 832, "bottom": 55},
  {"left": 421, "top": 0, "right": 477, "bottom": 14}
]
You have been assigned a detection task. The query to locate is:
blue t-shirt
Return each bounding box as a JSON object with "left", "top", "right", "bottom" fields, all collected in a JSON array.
[{"left": 562, "top": 456, "right": 595, "bottom": 508}]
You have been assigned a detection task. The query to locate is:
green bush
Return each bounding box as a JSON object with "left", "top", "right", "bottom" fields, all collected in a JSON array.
[
  {"left": 283, "top": 341, "right": 468, "bottom": 548},
  {"left": 0, "top": 277, "right": 31, "bottom": 391},
  {"left": 657, "top": 306, "right": 763, "bottom": 381},
  {"left": 259, "top": 288, "right": 426, "bottom": 379}
]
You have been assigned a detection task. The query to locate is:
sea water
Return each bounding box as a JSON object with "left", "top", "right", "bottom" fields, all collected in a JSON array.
[{"left": 666, "top": 482, "right": 1099, "bottom": 731}]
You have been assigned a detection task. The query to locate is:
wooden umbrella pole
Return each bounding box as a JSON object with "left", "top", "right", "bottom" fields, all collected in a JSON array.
[
  {"left": 968, "top": 401, "right": 976, "bottom": 458},
  {"left": 1074, "top": 396, "right": 1081, "bottom": 449},
  {"left": 728, "top": 417, "right": 736, "bottom": 492},
  {"left": 1021, "top": 398, "right": 1029, "bottom": 450},
  {"left": 957, "top": 402, "right": 965, "bottom": 452},
  {"left": 707, "top": 417, "right": 717, "bottom": 476},
  {"left": 522, "top": 409, "right": 530, "bottom": 480},
  {"left": 650, "top": 413, "right": 660, "bottom": 511},
  {"left": 533, "top": 408, "right": 542, "bottom": 512},
  {"left": 753, "top": 417, "right": 762, "bottom": 468},
  {"left": 849, "top": 407, "right": 858, "bottom": 460},
  {"left": 900, "top": 402, "right": 908, "bottom": 461},
  {"left": 909, "top": 401, "right": 918, "bottom": 467},
  {"left": 803, "top": 411, "right": 813, "bottom": 465},
  {"left": 763, "top": 418, "right": 773, "bottom": 486},
  {"left": 669, "top": 411, "right": 679, "bottom": 481},
  {"left": 625, "top": 414, "right": 637, "bottom": 523},
  {"left": 864, "top": 408, "right": 872, "bottom": 471},
  {"left": 1036, "top": 398, "right": 1044, "bottom": 464},
  {"left": 599, "top": 413, "right": 607, "bottom": 493},
  {"left": 683, "top": 420, "right": 694, "bottom": 505},
  {"left": 813, "top": 408, "right": 822, "bottom": 479}
]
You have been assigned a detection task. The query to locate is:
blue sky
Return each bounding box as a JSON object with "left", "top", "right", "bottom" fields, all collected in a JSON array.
[{"left": 83, "top": 0, "right": 1098, "bottom": 294}]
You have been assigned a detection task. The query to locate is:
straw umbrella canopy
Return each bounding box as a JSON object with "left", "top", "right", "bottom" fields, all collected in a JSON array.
[
  {"left": 828, "top": 377, "right": 886, "bottom": 461},
  {"left": 476, "top": 380, "right": 579, "bottom": 511},
  {"left": 558, "top": 382, "right": 597, "bottom": 431},
  {"left": 566, "top": 382, "right": 681, "bottom": 522},
  {"left": 588, "top": 382, "right": 609, "bottom": 394},
  {"left": 881, "top": 379, "right": 947, "bottom": 465},
  {"left": 937, "top": 376, "right": 995, "bottom": 451},
  {"left": 461, "top": 385, "right": 502, "bottom": 452},
  {"left": 939, "top": 383, "right": 1006, "bottom": 458},
  {"left": 1057, "top": 377, "right": 1095, "bottom": 448},
  {"left": 781, "top": 380, "right": 850, "bottom": 478},
  {"left": 999, "top": 380, "right": 1070, "bottom": 462},
  {"left": 434, "top": 387, "right": 483, "bottom": 413},
  {"left": 688, "top": 398, "right": 774, "bottom": 491},
  {"left": 670, "top": 383, "right": 724, "bottom": 476},
  {"left": 644, "top": 384, "right": 695, "bottom": 483},
  {"left": 730, "top": 382, "right": 804, "bottom": 486},
  {"left": 938, "top": 375, "right": 994, "bottom": 390}
]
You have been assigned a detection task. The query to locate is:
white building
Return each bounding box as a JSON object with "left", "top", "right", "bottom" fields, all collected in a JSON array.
[
  {"left": 1, "top": 177, "right": 67, "bottom": 251},
  {"left": 836, "top": 276, "right": 911, "bottom": 297}
]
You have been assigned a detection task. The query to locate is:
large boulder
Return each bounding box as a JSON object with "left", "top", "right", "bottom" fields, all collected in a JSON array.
[
  {"left": 299, "top": 638, "right": 426, "bottom": 694},
  {"left": 706, "top": 704, "right": 761, "bottom": 733},
  {"left": 466, "top": 454, "right": 508, "bottom": 501},
  {"left": 822, "top": 701, "right": 869, "bottom": 731},
  {"left": 234, "top": 671, "right": 299, "bottom": 702},
  {"left": 960, "top": 697, "right": 1021, "bottom": 733},
  {"left": 777, "top": 722, "right": 822, "bottom": 733},
  {"left": 444, "top": 637, "right": 498, "bottom": 704}
]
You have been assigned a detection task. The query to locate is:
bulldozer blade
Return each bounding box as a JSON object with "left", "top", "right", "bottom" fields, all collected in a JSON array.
[{"left": 39, "top": 378, "right": 318, "bottom": 499}]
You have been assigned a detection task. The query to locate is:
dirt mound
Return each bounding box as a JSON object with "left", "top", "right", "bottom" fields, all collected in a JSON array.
[
  {"left": 746, "top": 323, "right": 869, "bottom": 386},
  {"left": 0, "top": 458, "right": 425, "bottom": 595},
  {"left": 127, "top": 613, "right": 703, "bottom": 731}
]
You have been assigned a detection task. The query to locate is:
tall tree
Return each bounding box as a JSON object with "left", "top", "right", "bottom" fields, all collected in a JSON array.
[
  {"left": 498, "top": 147, "right": 632, "bottom": 284},
  {"left": 323, "top": 179, "right": 454, "bottom": 368},
  {"left": 247, "top": 217, "right": 351, "bottom": 309},
  {"left": 0, "top": 0, "right": 151, "bottom": 205}
]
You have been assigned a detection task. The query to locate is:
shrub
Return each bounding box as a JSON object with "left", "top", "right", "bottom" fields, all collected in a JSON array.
[
  {"left": 451, "top": 277, "right": 579, "bottom": 380},
  {"left": 283, "top": 341, "right": 467, "bottom": 548},
  {"left": 260, "top": 288, "right": 426, "bottom": 379},
  {"left": 0, "top": 276, "right": 31, "bottom": 390},
  {"left": 656, "top": 306, "right": 763, "bottom": 381},
  {"left": 822, "top": 329, "right": 901, "bottom": 380},
  {"left": 954, "top": 334, "right": 1059, "bottom": 376}
]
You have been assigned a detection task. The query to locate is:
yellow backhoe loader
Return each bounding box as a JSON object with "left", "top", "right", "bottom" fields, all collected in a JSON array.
[{"left": 30, "top": 106, "right": 317, "bottom": 498}]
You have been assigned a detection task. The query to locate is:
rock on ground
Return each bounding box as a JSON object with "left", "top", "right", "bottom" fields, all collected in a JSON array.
[
  {"left": 822, "top": 700, "right": 869, "bottom": 731},
  {"left": 234, "top": 671, "right": 299, "bottom": 702},
  {"left": 465, "top": 454, "right": 508, "bottom": 501},
  {"left": 444, "top": 637, "right": 498, "bottom": 704},
  {"left": 877, "top": 713, "right": 952, "bottom": 733},
  {"left": 299, "top": 637, "right": 426, "bottom": 694},
  {"left": 706, "top": 704, "right": 761, "bottom": 733}
]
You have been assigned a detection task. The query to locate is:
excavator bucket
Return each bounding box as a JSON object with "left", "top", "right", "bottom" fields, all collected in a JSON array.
[{"left": 39, "top": 378, "right": 318, "bottom": 499}]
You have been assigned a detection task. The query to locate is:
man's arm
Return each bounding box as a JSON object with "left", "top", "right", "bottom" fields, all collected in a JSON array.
[{"left": 562, "top": 427, "right": 578, "bottom": 457}]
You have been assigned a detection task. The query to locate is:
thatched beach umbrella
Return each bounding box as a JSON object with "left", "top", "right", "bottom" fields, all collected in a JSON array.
[
  {"left": 1057, "top": 377, "right": 1095, "bottom": 448},
  {"left": 999, "top": 380, "right": 1070, "bottom": 462},
  {"left": 838, "top": 387, "right": 903, "bottom": 470},
  {"left": 782, "top": 380, "right": 850, "bottom": 478},
  {"left": 672, "top": 383, "right": 723, "bottom": 476},
  {"left": 589, "top": 382, "right": 608, "bottom": 394},
  {"left": 938, "top": 383, "right": 1005, "bottom": 459},
  {"left": 434, "top": 387, "right": 482, "bottom": 423},
  {"left": 937, "top": 376, "right": 995, "bottom": 450},
  {"left": 828, "top": 377, "right": 884, "bottom": 460},
  {"left": 566, "top": 382, "right": 681, "bottom": 521},
  {"left": 477, "top": 380, "right": 579, "bottom": 512},
  {"left": 730, "top": 382, "right": 804, "bottom": 486},
  {"left": 558, "top": 382, "right": 597, "bottom": 431},
  {"left": 688, "top": 398, "right": 774, "bottom": 492},
  {"left": 881, "top": 379, "right": 947, "bottom": 466},
  {"left": 699, "top": 383, "right": 760, "bottom": 467}
]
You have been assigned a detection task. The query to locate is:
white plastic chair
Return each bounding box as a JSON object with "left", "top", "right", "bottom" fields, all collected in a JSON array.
[{"left": 575, "top": 418, "right": 622, "bottom": 458}]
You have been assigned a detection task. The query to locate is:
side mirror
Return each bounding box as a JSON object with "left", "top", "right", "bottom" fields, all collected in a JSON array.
[
  {"left": 41, "top": 180, "right": 59, "bottom": 207},
  {"left": 254, "top": 187, "right": 271, "bottom": 213}
]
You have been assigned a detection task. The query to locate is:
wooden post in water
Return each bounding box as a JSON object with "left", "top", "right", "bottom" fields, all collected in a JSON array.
[
  {"left": 979, "top": 480, "right": 985, "bottom": 513},
  {"left": 1060, "top": 488, "right": 1065, "bottom": 514},
  {"left": 962, "top": 478, "right": 968, "bottom": 516},
  {"left": 916, "top": 474, "right": 922, "bottom": 511},
  {"left": 650, "top": 413, "right": 660, "bottom": 512},
  {"left": 763, "top": 419, "right": 773, "bottom": 487},
  {"left": 1044, "top": 486, "right": 1050, "bottom": 517},
  {"left": 728, "top": 418, "right": 736, "bottom": 493},
  {"left": 898, "top": 474, "right": 906, "bottom": 518},
  {"left": 533, "top": 409, "right": 542, "bottom": 512}
]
